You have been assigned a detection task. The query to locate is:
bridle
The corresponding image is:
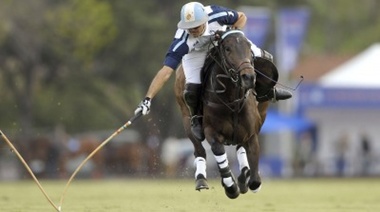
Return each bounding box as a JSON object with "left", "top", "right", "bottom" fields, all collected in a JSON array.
[
  {"left": 206, "top": 30, "right": 255, "bottom": 112},
  {"left": 212, "top": 30, "right": 255, "bottom": 86}
]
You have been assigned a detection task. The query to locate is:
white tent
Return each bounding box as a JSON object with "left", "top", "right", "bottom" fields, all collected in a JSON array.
[
  {"left": 320, "top": 43, "right": 380, "bottom": 88},
  {"left": 298, "top": 43, "right": 380, "bottom": 177}
]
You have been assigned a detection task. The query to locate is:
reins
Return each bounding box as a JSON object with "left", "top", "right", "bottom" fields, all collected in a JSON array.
[{"left": 203, "top": 30, "right": 255, "bottom": 145}]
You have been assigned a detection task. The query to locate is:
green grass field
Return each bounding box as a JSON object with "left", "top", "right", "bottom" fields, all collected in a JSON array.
[{"left": 0, "top": 178, "right": 379, "bottom": 212}]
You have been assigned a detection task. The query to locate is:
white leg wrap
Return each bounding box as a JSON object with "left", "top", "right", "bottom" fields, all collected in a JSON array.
[
  {"left": 194, "top": 157, "right": 207, "bottom": 178},
  {"left": 237, "top": 146, "right": 250, "bottom": 171},
  {"left": 214, "top": 153, "right": 229, "bottom": 169},
  {"left": 223, "top": 177, "right": 234, "bottom": 187}
]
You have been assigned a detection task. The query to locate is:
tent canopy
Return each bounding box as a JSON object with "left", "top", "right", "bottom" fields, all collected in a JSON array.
[
  {"left": 298, "top": 43, "right": 380, "bottom": 109},
  {"left": 320, "top": 43, "right": 380, "bottom": 88}
]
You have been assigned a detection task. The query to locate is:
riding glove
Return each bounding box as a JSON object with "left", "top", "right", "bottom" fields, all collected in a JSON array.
[{"left": 135, "top": 97, "right": 151, "bottom": 115}]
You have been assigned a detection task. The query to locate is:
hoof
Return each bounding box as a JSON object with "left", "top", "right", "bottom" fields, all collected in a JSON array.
[
  {"left": 219, "top": 167, "right": 240, "bottom": 199},
  {"left": 195, "top": 174, "right": 209, "bottom": 191},
  {"left": 249, "top": 180, "right": 262, "bottom": 193},
  {"left": 237, "top": 167, "right": 250, "bottom": 194},
  {"left": 223, "top": 182, "right": 240, "bottom": 199},
  {"left": 221, "top": 175, "right": 240, "bottom": 199},
  {"left": 251, "top": 184, "right": 262, "bottom": 193}
]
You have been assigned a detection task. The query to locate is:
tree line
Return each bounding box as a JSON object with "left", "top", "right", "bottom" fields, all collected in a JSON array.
[{"left": 0, "top": 0, "right": 379, "bottom": 140}]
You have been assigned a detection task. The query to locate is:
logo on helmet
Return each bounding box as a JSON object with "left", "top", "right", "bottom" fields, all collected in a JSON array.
[{"left": 186, "top": 13, "right": 193, "bottom": 21}]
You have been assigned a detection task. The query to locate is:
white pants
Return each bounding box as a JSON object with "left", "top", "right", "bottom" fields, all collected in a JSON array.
[
  {"left": 182, "top": 42, "right": 263, "bottom": 84},
  {"left": 182, "top": 51, "right": 208, "bottom": 84}
]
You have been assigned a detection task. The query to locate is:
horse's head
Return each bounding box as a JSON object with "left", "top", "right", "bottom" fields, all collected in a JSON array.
[{"left": 216, "top": 30, "right": 256, "bottom": 89}]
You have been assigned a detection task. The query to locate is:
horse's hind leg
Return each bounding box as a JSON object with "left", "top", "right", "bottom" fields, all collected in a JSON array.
[
  {"left": 184, "top": 118, "right": 209, "bottom": 191},
  {"left": 191, "top": 139, "right": 209, "bottom": 191},
  {"left": 194, "top": 156, "right": 208, "bottom": 190},
  {"left": 176, "top": 65, "right": 208, "bottom": 190},
  {"left": 236, "top": 145, "right": 250, "bottom": 194},
  {"left": 208, "top": 137, "right": 240, "bottom": 199}
]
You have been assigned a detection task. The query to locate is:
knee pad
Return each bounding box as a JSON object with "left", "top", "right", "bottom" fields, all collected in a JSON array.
[{"left": 183, "top": 83, "right": 201, "bottom": 106}]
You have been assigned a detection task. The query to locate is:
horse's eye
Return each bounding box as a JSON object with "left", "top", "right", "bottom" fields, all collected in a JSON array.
[{"left": 225, "top": 47, "right": 231, "bottom": 53}]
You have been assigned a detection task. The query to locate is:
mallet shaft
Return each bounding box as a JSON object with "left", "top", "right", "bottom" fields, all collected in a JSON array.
[{"left": 0, "top": 130, "right": 60, "bottom": 212}]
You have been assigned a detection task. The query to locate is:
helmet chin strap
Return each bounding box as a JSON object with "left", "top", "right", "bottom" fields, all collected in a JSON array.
[
  {"left": 200, "top": 23, "right": 207, "bottom": 34},
  {"left": 189, "top": 23, "right": 207, "bottom": 37}
]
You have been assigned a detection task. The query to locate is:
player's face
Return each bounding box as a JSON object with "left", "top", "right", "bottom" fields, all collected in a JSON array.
[{"left": 188, "top": 23, "right": 206, "bottom": 37}]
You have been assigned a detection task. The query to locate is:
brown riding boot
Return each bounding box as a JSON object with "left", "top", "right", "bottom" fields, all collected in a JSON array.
[{"left": 256, "top": 87, "right": 292, "bottom": 102}]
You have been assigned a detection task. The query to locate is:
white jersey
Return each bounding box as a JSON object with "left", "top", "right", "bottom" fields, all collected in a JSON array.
[{"left": 163, "top": 5, "right": 263, "bottom": 84}]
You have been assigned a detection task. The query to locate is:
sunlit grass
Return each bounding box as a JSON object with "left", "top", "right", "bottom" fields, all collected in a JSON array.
[{"left": 0, "top": 178, "right": 379, "bottom": 211}]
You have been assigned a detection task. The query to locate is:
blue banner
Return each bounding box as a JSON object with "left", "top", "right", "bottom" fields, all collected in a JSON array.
[
  {"left": 297, "top": 83, "right": 380, "bottom": 111},
  {"left": 276, "top": 7, "right": 310, "bottom": 73},
  {"left": 238, "top": 7, "right": 271, "bottom": 48}
]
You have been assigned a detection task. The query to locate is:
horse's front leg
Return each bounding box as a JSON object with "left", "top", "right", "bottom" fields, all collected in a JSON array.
[
  {"left": 236, "top": 145, "right": 250, "bottom": 194},
  {"left": 207, "top": 133, "right": 240, "bottom": 199},
  {"left": 244, "top": 135, "right": 262, "bottom": 192}
]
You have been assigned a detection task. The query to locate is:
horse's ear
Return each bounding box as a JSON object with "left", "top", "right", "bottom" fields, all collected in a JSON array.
[{"left": 214, "top": 30, "right": 223, "bottom": 41}]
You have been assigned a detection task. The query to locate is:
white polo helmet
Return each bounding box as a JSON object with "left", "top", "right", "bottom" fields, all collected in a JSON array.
[{"left": 177, "top": 2, "right": 208, "bottom": 29}]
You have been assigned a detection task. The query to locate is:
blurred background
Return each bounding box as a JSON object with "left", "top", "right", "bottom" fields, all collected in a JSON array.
[{"left": 1, "top": 0, "right": 379, "bottom": 180}]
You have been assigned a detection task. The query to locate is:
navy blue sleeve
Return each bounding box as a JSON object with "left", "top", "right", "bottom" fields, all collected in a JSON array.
[
  {"left": 208, "top": 5, "right": 239, "bottom": 25},
  {"left": 163, "top": 30, "right": 189, "bottom": 70}
]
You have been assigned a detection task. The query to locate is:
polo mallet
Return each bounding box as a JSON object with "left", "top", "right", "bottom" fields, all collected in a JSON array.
[
  {"left": 58, "top": 112, "right": 142, "bottom": 211},
  {"left": 0, "top": 130, "right": 60, "bottom": 212}
]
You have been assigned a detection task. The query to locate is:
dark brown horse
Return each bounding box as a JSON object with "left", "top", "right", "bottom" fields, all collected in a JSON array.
[{"left": 175, "top": 30, "right": 272, "bottom": 199}]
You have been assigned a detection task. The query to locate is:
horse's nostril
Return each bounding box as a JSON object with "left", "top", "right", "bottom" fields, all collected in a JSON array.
[
  {"left": 242, "top": 74, "right": 253, "bottom": 81},
  {"left": 241, "top": 73, "right": 256, "bottom": 88}
]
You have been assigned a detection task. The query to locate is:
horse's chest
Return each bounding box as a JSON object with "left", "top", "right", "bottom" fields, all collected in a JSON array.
[{"left": 205, "top": 115, "right": 254, "bottom": 145}]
